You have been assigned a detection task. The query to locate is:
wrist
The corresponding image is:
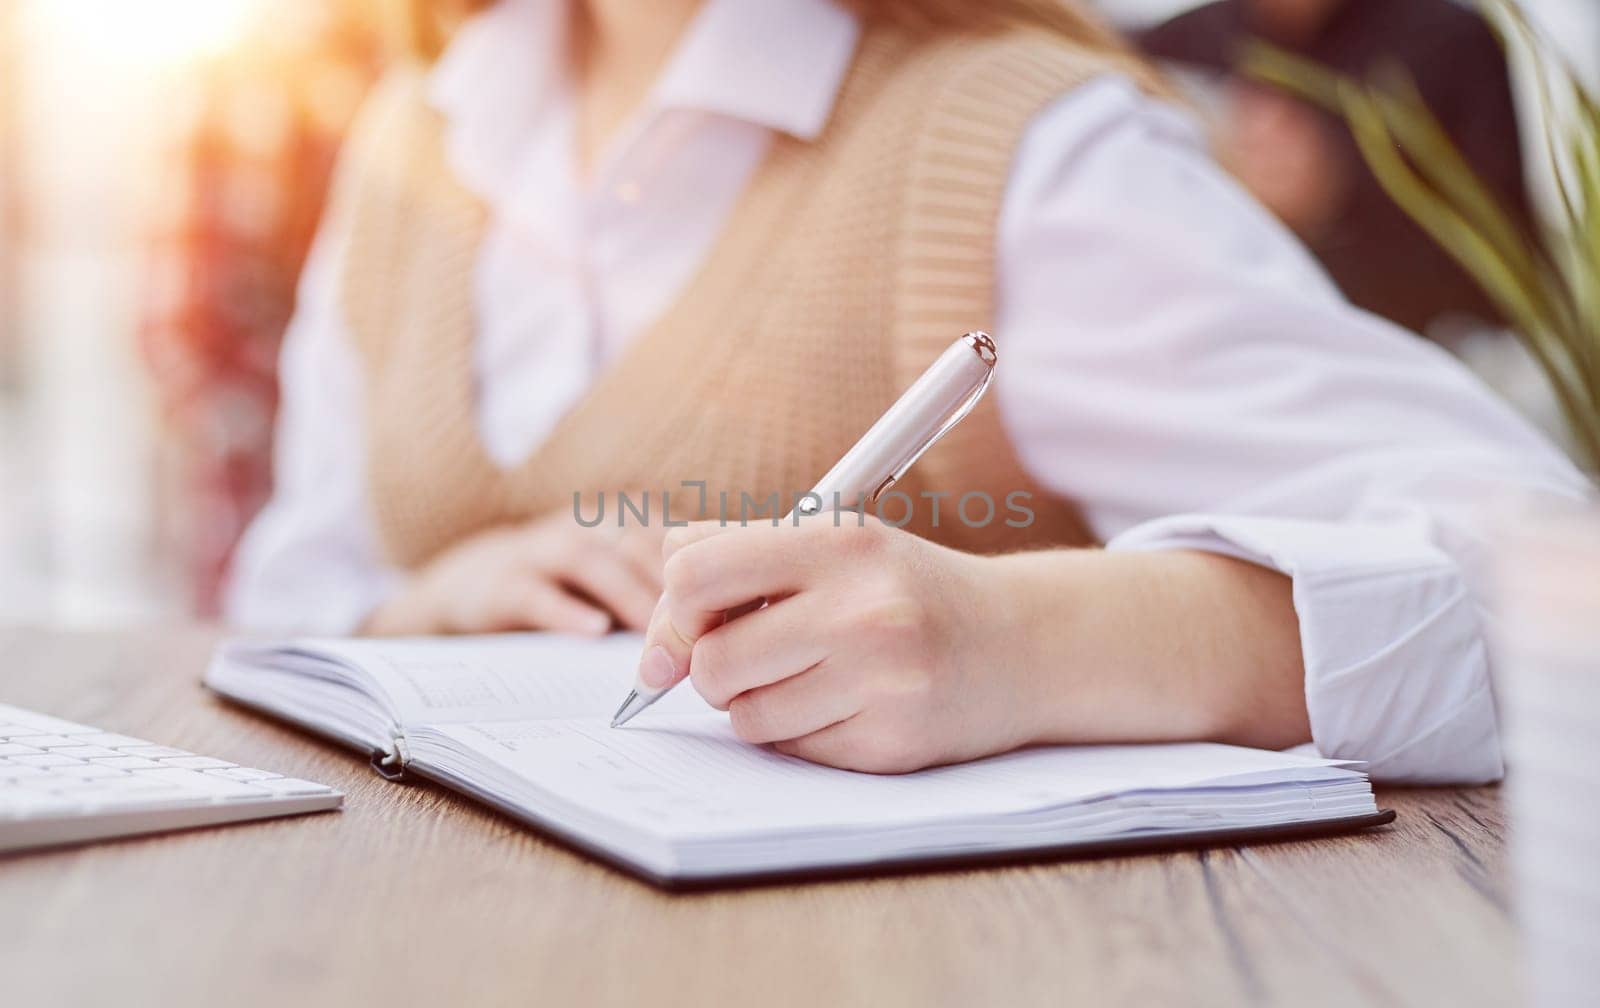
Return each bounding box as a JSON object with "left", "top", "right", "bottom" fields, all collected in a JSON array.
[
  {"left": 947, "top": 550, "right": 1088, "bottom": 755},
  {"left": 979, "top": 547, "right": 1233, "bottom": 746},
  {"left": 983, "top": 547, "right": 1309, "bottom": 749},
  {"left": 976, "top": 548, "right": 1099, "bottom": 747}
]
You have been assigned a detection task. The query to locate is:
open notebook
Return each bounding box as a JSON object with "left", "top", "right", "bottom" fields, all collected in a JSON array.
[{"left": 205, "top": 634, "right": 1391, "bottom": 886}]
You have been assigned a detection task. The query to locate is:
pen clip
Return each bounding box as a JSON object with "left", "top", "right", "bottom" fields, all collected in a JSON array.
[{"left": 869, "top": 366, "right": 995, "bottom": 505}]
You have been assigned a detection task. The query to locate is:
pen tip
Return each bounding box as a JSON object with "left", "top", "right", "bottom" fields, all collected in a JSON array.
[{"left": 610, "top": 689, "right": 643, "bottom": 728}]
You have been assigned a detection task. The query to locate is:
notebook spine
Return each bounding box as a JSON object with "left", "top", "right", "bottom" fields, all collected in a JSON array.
[{"left": 369, "top": 734, "right": 413, "bottom": 782}]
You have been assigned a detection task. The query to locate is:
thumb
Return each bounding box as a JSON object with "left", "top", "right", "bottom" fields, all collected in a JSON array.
[{"left": 637, "top": 596, "right": 693, "bottom": 693}]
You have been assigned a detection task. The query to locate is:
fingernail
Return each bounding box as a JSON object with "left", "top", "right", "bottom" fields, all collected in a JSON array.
[
  {"left": 639, "top": 644, "right": 677, "bottom": 688},
  {"left": 584, "top": 611, "right": 611, "bottom": 635}
]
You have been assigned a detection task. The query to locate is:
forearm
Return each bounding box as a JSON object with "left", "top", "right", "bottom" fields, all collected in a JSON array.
[{"left": 986, "top": 548, "right": 1311, "bottom": 750}]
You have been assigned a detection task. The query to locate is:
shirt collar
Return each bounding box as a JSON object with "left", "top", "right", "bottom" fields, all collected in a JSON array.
[
  {"left": 650, "top": 0, "right": 861, "bottom": 141},
  {"left": 424, "top": 0, "right": 859, "bottom": 204},
  {"left": 426, "top": 0, "right": 570, "bottom": 199},
  {"left": 427, "top": 0, "right": 860, "bottom": 143}
]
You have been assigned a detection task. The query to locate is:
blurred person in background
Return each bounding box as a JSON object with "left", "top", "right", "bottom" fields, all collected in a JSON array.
[
  {"left": 141, "top": 1, "right": 380, "bottom": 617},
  {"left": 227, "top": 0, "right": 1585, "bottom": 780},
  {"left": 1138, "top": 0, "right": 1530, "bottom": 337}
]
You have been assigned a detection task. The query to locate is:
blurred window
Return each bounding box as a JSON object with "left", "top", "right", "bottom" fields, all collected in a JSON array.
[{"left": 139, "top": 2, "right": 380, "bottom": 616}]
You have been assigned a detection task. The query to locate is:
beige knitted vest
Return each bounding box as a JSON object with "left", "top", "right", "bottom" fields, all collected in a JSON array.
[{"left": 338, "top": 26, "right": 1117, "bottom": 569}]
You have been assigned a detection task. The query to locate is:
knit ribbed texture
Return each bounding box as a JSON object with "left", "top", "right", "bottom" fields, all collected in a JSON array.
[{"left": 337, "top": 26, "right": 1115, "bottom": 569}]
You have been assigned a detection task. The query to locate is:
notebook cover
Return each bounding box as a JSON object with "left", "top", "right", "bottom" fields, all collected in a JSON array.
[
  {"left": 404, "top": 760, "right": 1397, "bottom": 891},
  {"left": 215, "top": 692, "right": 1397, "bottom": 891},
  {"left": 666, "top": 809, "right": 1400, "bottom": 891}
]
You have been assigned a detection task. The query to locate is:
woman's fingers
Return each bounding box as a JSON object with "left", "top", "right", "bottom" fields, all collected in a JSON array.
[
  {"left": 687, "top": 594, "right": 832, "bottom": 709},
  {"left": 510, "top": 520, "right": 663, "bottom": 631},
  {"left": 771, "top": 718, "right": 866, "bottom": 768},
  {"left": 658, "top": 524, "right": 828, "bottom": 638},
  {"left": 772, "top": 717, "right": 923, "bottom": 775},
  {"left": 727, "top": 661, "right": 861, "bottom": 745},
  {"left": 639, "top": 520, "right": 883, "bottom": 693},
  {"left": 658, "top": 519, "right": 736, "bottom": 561},
  {"left": 514, "top": 578, "right": 613, "bottom": 636},
  {"left": 661, "top": 523, "right": 829, "bottom": 609},
  {"left": 617, "top": 527, "right": 666, "bottom": 594},
  {"left": 557, "top": 548, "right": 660, "bottom": 631},
  {"left": 639, "top": 524, "right": 800, "bottom": 687},
  {"left": 638, "top": 597, "right": 692, "bottom": 690}
]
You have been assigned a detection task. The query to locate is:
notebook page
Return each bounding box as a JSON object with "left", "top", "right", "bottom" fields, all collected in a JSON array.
[
  {"left": 423, "top": 713, "right": 1356, "bottom": 840},
  {"left": 285, "top": 633, "right": 711, "bottom": 728}
]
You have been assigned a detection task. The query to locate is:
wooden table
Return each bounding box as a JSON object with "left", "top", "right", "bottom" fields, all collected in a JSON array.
[{"left": 2, "top": 628, "right": 1520, "bottom": 1008}]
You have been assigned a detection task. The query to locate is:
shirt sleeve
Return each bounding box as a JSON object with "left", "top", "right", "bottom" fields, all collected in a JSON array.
[
  {"left": 993, "top": 75, "right": 1593, "bottom": 784},
  {"left": 222, "top": 200, "right": 401, "bottom": 635}
]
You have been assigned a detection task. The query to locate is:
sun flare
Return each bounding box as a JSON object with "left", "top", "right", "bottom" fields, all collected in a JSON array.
[{"left": 26, "top": 0, "right": 266, "bottom": 69}]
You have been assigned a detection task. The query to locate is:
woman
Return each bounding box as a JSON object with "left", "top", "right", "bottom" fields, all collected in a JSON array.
[{"left": 229, "top": 0, "right": 1589, "bottom": 780}]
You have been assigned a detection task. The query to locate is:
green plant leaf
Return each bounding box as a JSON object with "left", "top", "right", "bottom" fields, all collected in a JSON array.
[
  {"left": 1341, "top": 83, "right": 1600, "bottom": 469},
  {"left": 1243, "top": 24, "right": 1600, "bottom": 472}
]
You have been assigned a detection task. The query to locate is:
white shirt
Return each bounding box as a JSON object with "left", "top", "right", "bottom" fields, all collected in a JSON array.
[{"left": 227, "top": 0, "right": 1591, "bottom": 784}]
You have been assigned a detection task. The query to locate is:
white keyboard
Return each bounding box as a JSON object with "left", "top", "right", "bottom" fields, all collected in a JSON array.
[{"left": 0, "top": 702, "right": 341, "bottom": 853}]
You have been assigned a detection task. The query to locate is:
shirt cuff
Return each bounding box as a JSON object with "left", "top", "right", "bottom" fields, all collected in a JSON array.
[{"left": 1105, "top": 513, "right": 1505, "bottom": 784}]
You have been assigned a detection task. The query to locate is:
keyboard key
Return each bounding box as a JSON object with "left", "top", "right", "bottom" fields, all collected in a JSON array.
[
  {"left": 50, "top": 745, "right": 122, "bottom": 760},
  {"left": 96, "top": 774, "right": 183, "bottom": 793},
  {"left": 208, "top": 767, "right": 279, "bottom": 782},
  {"left": 73, "top": 733, "right": 149, "bottom": 749},
  {"left": 0, "top": 706, "right": 97, "bottom": 735},
  {"left": 84, "top": 789, "right": 200, "bottom": 813},
  {"left": 132, "top": 768, "right": 274, "bottom": 799},
  {"left": 120, "top": 745, "right": 191, "bottom": 759},
  {"left": 4, "top": 777, "right": 67, "bottom": 793},
  {"left": 0, "top": 765, "right": 47, "bottom": 779},
  {"left": 90, "top": 756, "right": 162, "bottom": 770},
  {"left": 13, "top": 754, "right": 80, "bottom": 768},
  {"left": 72, "top": 764, "right": 127, "bottom": 779},
  {"left": 0, "top": 743, "right": 44, "bottom": 757},
  {"left": 253, "top": 777, "right": 337, "bottom": 796},
  {"left": 159, "top": 756, "right": 235, "bottom": 770},
  {"left": 0, "top": 793, "right": 82, "bottom": 817},
  {"left": 9, "top": 735, "right": 75, "bottom": 750},
  {"left": 41, "top": 775, "right": 101, "bottom": 791}
]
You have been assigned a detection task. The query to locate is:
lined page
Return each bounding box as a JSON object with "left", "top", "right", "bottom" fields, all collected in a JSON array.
[
  {"left": 430, "top": 714, "right": 1357, "bottom": 839},
  {"left": 285, "top": 634, "right": 710, "bottom": 728}
]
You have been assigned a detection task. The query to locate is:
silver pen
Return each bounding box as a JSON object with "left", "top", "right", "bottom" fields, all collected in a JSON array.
[{"left": 610, "top": 331, "right": 999, "bottom": 728}]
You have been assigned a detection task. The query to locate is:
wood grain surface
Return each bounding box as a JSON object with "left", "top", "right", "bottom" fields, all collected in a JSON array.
[{"left": 0, "top": 628, "right": 1519, "bottom": 1008}]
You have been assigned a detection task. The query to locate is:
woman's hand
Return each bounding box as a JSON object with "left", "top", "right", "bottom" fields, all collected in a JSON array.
[
  {"left": 639, "top": 518, "right": 1040, "bottom": 773},
  {"left": 637, "top": 518, "right": 1311, "bottom": 774},
  {"left": 363, "top": 513, "right": 665, "bottom": 636}
]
